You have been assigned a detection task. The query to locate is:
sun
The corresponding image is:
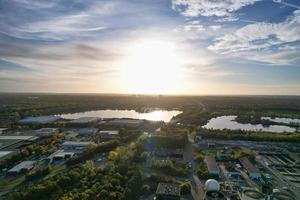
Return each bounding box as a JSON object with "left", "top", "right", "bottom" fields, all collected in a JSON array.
[{"left": 121, "top": 39, "right": 184, "bottom": 94}]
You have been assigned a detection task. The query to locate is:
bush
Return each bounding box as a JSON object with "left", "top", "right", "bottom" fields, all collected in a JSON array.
[{"left": 180, "top": 182, "right": 191, "bottom": 195}]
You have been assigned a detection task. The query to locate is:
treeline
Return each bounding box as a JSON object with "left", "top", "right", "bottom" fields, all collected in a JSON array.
[{"left": 198, "top": 128, "right": 300, "bottom": 143}]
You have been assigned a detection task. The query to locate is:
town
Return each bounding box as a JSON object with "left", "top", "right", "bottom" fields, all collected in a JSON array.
[{"left": 0, "top": 111, "right": 299, "bottom": 200}]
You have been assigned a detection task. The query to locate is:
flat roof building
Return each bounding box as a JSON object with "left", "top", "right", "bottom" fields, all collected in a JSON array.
[
  {"left": 0, "top": 151, "right": 14, "bottom": 160},
  {"left": 99, "top": 130, "right": 119, "bottom": 140},
  {"left": 48, "top": 150, "right": 75, "bottom": 163},
  {"left": 205, "top": 156, "right": 220, "bottom": 177},
  {"left": 35, "top": 128, "right": 59, "bottom": 136},
  {"left": 69, "top": 117, "right": 101, "bottom": 124},
  {"left": 239, "top": 157, "right": 261, "bottom": 179},
  {"left": 77, "top": 128, "right": 99, "bottom": 136},
  {"left": 108, "top": 119, "right": 143, "bottom": 127},
  {"left": 8, "top": 161, "right": 36, "bottom": 174},
  {"left": 62, "top": 141, "right": 95, "bottom": 152},
  {"left": 0, "top": 135, "right": 38, "bottom": 141},
  {"left": 155, "top": 183, "right": 181, "bottom": 200},
  {"left": 19, "top": 116, "right": 61, "bottom": 125}
]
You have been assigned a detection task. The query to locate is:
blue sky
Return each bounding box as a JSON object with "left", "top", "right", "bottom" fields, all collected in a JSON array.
[{"left": 0, "top": 0, "right": 299, "bottom": 94}]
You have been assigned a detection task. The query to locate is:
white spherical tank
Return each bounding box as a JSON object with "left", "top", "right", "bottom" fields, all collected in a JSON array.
[{"left": 205, "top": 179, "right": 220, "bottom": 192}]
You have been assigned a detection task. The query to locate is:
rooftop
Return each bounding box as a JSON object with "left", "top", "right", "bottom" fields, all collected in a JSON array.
[
  {"left": 0, "top": 135, "right": 38, "bottom": 141},
  {"left": 0, "top": 150, "right": 13, "bottom": 158},
  {"left": 239, "top": 157, "right": 259, "bottom": 174},
  {"left": 205, "top": 156, "right": 219, "bottom": 172},
  {"left": 8, "top": 161, "right": 36, "bottom": 173},
  {"left": 70, "top": 117, "right": 100, "bottom": 124},
  {"left": 19, "top": 116, "right": 61, "bottom": 124}
]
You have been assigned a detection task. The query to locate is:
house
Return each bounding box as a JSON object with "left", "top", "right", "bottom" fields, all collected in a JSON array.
[
  {"left": 99, "top": 130, "right": 119, "bottom": 140},
  {"left": 205, "top": 156, "right": 220, "bottom": 177},
  {"left": 8, "top": 161, "right": 36, "bottom": 174},
  {"left": 239, "top": 157, "right": 261, "bottom": 179},
  {"left": 155, "top": 183, "right": 181, "bottom": 200}
]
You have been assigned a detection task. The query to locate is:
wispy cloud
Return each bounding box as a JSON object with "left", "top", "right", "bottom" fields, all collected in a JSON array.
[
  {"left": 208, "top": 10, "right": 300, "bottom": 64},
  {"left": 172, "top": 0, "right": 262, "bottom": 18}
]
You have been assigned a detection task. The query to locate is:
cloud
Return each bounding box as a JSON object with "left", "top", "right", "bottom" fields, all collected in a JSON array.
[
  {"left": 208, "top": 10, "right": 300, "bottom": 64},
  {"left": 0, "top": 59, "right": 33, "bottom": 72},
  {"left": 172, "top": 0, "right": 262, "bottom": 17},
  {"left": 0, "top": 1, "right": 116, "bottom": 41}
]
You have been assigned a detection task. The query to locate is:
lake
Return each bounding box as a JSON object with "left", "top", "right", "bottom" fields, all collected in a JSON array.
[
  {"left": 203, "top": 115, "right": 297, "bottom": 133},
  {"left": 60, "top": 109, "right": 182, "bottom": 122}
]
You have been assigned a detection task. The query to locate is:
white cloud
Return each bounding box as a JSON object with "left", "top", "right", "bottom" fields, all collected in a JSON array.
[
  {"left": 208, "top": 10, "right": 300, "bottom": 64},
  {"left": 172, "top": 0, "right": 261, "bottom": 17}
]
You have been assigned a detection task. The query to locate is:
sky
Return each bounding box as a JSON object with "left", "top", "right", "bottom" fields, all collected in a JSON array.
[{"left": 0, "top": 0, "right": 300, "bottom": 95}]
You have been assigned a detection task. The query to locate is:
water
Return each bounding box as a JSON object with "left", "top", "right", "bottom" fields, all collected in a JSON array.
[
  {"left": 262, "top": 117, "right": 300, "bottom": 124},
  {"left": 60, "top": 109, "right": 182, "bottom": 122},
  {"left": 203, "top": 115, "right": 297, "bottom": 133}
]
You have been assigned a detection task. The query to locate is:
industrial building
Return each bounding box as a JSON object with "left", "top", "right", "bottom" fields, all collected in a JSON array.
[
  {"left": 34, "top": 128, "right": 59, "bottom": 136},
  {"left": 155, "top": 183, "right": 181, "bottom": 200},
  {"left": 62, "top": 141, "right": 95, "bottom": 152},
  {"left": 99, "top": 130, "right": 119, "bottom": 140},
  {"left": 205, "top": 156, "right": 220, "bottom": 177},
  {"left": 8, "top": 161, "right": 36, "bottom": 174},
  {"left": 76, "top": 128, "right": 99, "bottom": 136},
  {"left": 0, "top": 150, "right": 14, "bottom": 160},
  {"left": 48, "top": 150, "right": 75, "bottom": 163},
  {"left": 19, "top": 115, "right": 61, "bottom": 124},
  {"left": 69, "top": 117, "right": 101, "bottom": 125},
  {"left": 239, "top": 157, "right": 261, "bottom": 179},
  {"left": 108, "top": 119, "right": 143, "bottom": 127}
]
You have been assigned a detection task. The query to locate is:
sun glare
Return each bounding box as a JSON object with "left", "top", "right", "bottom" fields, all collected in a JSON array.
[{"left": 122, "top": 39, "right": 184, "bottom": 94}]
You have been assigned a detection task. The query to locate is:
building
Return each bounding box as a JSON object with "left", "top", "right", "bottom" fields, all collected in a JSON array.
[
  {"left": 205, "top": 156, "right": 220, "bottom": 177},
  {"left": 77, "top": 128, "right": 99, "bottom": 136},
  {"left": 108, "top": 119, "right": 143, "bottom": 127},
  {"left": 35, "top": 128, "right": 59, "bottom": 136},
  {"left": 69, "top": 117, "right": 101, "bottom": 125},
  {"left": 99, "top": 130, "right": 119, "bottom": 140},
  {"left": 239, "top": 157, "right": 261, "bottom": 179},
  {"left": 48, "top": 150, "right": 75, "bottom": 163},
  {"left": 239, "top": 187, "right": 265, "bottom": 200},
  {"left": 8, "top": 161, "right": 36, "bottom": 174},
  {"left": 62, "top": 141, "right": 95, "bottom": 152},
  {"left": 19, "top": 115, "right": 61, "bottom": 124},
  {"left": 155, "top": 183, "right": 181, "bottom": 200},
  {"left": 0, "top": 151, "right": 14, "bottom": 160},
  {"left": 0, "top": 135, "right": 38, "bottom": 141}
]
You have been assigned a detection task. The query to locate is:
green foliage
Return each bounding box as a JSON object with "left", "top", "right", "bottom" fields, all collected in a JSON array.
[{"left": 180, "top": 182, "right": 191, "bottom": 195}]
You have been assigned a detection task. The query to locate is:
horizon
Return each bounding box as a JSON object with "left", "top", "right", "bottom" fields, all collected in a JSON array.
[{"left": 1, "top": 0, "right": 300, "bottom": 95}]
